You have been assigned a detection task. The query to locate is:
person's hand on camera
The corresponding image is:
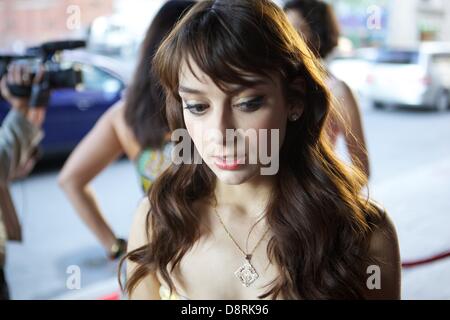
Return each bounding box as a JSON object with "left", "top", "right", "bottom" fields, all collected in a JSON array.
[{"left": 0, "top": 63, "right": 46, "bottom": 127}]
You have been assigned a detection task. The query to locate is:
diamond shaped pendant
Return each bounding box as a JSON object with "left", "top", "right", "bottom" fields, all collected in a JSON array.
[{"left": 234, "top": 260, "right": 259, "bottom": 287}]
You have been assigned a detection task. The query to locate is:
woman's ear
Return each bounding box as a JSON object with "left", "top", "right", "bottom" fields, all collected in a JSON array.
[
  {"left": 287, "top": 76, "right": 306, "bottom": 121},
  {"left": 288, "top": 103, "right": 304, "bottom": 122}
]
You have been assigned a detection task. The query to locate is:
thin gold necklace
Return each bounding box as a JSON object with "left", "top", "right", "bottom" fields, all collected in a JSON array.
[{"left": 213, "top": 205, "right": 270, "bottom": 287}]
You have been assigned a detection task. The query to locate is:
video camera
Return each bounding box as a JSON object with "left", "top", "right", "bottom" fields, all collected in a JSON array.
[{"left": 0, "top": 40, "right": 86, "bottom": 107}]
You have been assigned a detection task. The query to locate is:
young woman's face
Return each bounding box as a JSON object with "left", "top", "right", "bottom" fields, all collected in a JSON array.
[{"left": 177, "top": 58, "right": 297, "bottom": 185}]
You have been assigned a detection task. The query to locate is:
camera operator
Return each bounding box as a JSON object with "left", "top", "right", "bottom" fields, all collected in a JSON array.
[{"left": 0, "top": 63, "right": 47, "bottom": 300}]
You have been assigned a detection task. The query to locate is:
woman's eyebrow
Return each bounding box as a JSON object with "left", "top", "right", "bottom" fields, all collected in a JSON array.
[
  {"left": 227, "top": 80, "right": 269, "bottom": 95},
  {"left": 179, "top": 86, "right": 204, "bottom": 94},
  {"left": 179, "top": 79, "right": 269, "bottom": 95}
]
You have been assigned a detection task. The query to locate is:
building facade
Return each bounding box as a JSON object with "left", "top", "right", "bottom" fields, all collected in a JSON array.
[{"left": 0, "top": 0, "right": 113, "bottom": 51}]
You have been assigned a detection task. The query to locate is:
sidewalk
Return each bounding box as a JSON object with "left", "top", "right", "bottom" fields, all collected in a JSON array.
[{"left": 53, "top": 278, "right": 121, "bottom": 300}]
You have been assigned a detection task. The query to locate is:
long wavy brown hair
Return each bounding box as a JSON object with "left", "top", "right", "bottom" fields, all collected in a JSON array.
[
  {"left": 121, "top": 0, "right": 384, "bottom": 299},
  {"left": 124, "top": 0, "right": 196, "bottom": 148}
]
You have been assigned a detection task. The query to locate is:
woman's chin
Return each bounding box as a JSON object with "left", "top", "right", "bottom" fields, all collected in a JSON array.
[{"left": 210, "top": 165, "right": 260, "bottom": 185}]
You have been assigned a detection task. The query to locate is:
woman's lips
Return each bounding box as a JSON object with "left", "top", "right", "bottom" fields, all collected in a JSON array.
[{"left": 212, "top": 155, "right": 246, "bottom": 170}]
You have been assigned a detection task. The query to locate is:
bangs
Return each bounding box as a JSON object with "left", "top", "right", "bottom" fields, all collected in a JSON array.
[
  {"left": 154, "top": 0, "right": 296, "bottom": 99},
  {"left": 180, "top": 8, "right": 275, "bottom": 93}
]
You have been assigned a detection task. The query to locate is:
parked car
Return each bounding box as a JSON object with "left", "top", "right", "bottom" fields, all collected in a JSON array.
[
  {"left": 363, "top": 42, "right": 450, "bottom": 111},
  {"left": 0, "top": 49, "right": 132, "bottom": 157}
]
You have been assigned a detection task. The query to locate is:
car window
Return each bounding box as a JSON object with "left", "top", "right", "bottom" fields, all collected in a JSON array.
[
  {"left": 431, "top": 54, "right": 450, "bottom": 68},
  {"left": 430, "top": 54, "right": 450, "bottom": 85},
  {"left": 79, "top": 64, "right": 123, "bottom": 92},
  {"left": 370, "top": 50, "right": 419, "bottom": 64}
]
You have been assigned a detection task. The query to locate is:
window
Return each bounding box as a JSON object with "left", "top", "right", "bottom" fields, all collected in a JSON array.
[
  {"left": 372, "top": 50, "right": 419, "bottom": 64},
  {"left": 431, "top": 53, "right": 450, "bottom": 66},
  {"left": 77, "top": 63, "right": 123, "bottom": 92}
]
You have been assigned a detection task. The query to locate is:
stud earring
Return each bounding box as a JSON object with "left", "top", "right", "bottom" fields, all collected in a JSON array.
[{"left": 289, "top": 113, "right": 300, "bottom": 121}]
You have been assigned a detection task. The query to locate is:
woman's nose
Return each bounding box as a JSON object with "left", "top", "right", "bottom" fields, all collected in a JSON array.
[{"left": 207, "top": 103, "right": 235, "bottom": 145}]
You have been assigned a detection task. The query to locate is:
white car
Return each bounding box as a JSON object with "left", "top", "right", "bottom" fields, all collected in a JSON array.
[{"left": 363, "top": 42, "right": 450, "bottom": 111}]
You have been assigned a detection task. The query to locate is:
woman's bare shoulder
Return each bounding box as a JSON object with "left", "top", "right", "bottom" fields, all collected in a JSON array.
[
  {"left": 107, "top": 100, "right": 141, "bottom": 159},
  {"left": 126, "top": 197, "right": 161, "bottom": 300},
  {"left": 364, "top": 203, "right": 401, "bottom": 299},
  {"left": 102, "top": 99, "right": 126, "bottom": 120}
]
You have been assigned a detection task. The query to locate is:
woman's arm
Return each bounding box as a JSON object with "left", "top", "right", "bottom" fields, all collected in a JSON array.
[
  {"left": 334, "top": 82, "right": 370, "bottom": 179},
  {"left": 364, "top": 212, "right": 401, "bottom": 299},
  {"left": 58, "top": 101, "right": 126, "bottom": 253},
  {"left": 126, "top": 198, "right": 161, "bottom": 299}
]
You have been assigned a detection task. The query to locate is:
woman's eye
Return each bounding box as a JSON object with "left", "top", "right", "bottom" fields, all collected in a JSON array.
[
  {"left": 184, "top": 103, "right": 208, "bottom": 115},
  {"left": 235, "top": 96, "right": 264, "bottom": 112}
]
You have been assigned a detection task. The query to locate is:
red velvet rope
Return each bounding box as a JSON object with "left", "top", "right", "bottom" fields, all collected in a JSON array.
[{"left": 402, "top": 249, "right": 450, "bottom": 268}]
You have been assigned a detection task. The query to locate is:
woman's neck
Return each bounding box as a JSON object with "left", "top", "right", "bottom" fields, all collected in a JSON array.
[{"left": 213, "top": 174, "right": 275, "bottom": 219}]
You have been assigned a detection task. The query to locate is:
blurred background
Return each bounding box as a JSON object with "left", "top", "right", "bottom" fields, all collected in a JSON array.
[{"left": 0, "top": 0, "right": 449, "bottom": 299}]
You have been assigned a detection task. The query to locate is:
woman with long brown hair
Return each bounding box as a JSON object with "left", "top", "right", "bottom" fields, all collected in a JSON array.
[{"left": 122, "top": 0, "right": 400, "bottom": 299}]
